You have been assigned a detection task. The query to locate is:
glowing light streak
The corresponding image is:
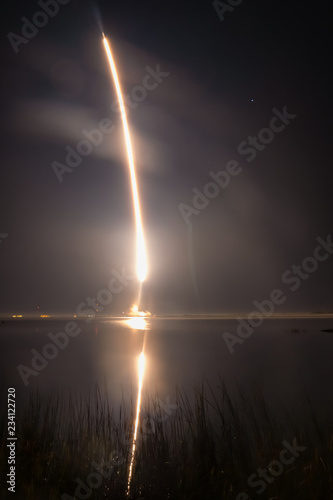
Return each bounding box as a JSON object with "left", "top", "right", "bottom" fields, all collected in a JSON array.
[
  {"left": 127, "top": 351, "right": 146, "bottom": 494},
  {"left": 102, "top": 34, "right": 149, "bottom": 495},
  {"left": 126, "top": 317, "right": 147, "bottom": 330},
  {"left": 103, "top": 35, "right": 147, "bottom": 283}
]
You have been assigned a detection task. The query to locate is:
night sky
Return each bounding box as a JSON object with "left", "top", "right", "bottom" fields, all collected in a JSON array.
[{"left": 0, "top": 0, "right": 332, "bottom": 315}]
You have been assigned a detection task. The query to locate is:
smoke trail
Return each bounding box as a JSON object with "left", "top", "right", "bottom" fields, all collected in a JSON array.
[
  {"left": 188, "top": 222, "right": 203, "bottom": 312},
  {"left": 91, "top": 2, "right": 104, "bottom": 34}
]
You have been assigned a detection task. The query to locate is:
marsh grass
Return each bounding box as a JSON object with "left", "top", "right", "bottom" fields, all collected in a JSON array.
[{"left": 1, "top": 380, "right": 332, "bottom": 499}]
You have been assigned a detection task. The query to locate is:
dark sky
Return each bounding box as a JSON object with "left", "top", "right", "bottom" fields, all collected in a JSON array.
[{"left": 0, "top": 0, "right": 332, "bottom": 315}]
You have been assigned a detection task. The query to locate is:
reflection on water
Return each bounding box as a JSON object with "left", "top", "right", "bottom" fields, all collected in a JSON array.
[
  {"left": 127, "top": 350, "right": 146, "bottom": 494},
  {"left": 2, "top": 318, "right": 333, "bottom": 498},
  {"left": 105, "top": 317, "right": 148, "bottom": 493},
  {"left": 1, "top": 318, "right": 333, "bottom": 419},
  {"left": 125, "top": 317, "right": 147, "bottom": 330}
]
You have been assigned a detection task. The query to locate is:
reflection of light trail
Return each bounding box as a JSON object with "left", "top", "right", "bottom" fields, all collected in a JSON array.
[
  {"left": 126, "top": 316, "right": 147, "bottom": 330},
  {"left": 103, "top": 35, "right": 147, "bottom": 283},
  {"left": 127, "top": 351, "right": 146, "bottom": 494},
  {"left": 126, "top": 317, "right": 147, "bottom": 330}
]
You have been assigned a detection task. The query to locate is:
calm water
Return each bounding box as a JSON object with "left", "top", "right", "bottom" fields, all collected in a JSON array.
[{"left": 1, "top": 318, "right": 333, "bottom": 418}]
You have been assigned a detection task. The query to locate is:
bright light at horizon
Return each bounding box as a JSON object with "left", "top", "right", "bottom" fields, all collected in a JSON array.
[
  {"left": 126, "top": 317, "right": 147, "bottom": 330},
  {"left": 103, "top": 35, "right": 147, "bottom": 283}
]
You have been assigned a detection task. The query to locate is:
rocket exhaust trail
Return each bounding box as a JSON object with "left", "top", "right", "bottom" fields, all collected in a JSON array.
[
  {"left": 103, "top": 35, "right": 149, "bottom": 495},
  {"left": 103, "top": 35, "right": 147, "bottom": 284}
]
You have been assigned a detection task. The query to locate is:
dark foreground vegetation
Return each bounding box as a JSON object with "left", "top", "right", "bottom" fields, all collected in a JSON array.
[{"left": 1, "top": 381, "right": 333, "bottom": 499}]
